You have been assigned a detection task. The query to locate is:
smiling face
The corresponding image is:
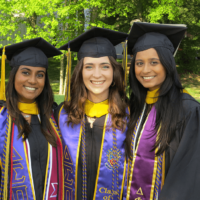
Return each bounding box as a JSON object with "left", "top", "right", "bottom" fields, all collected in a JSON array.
[
  {"left": 82, "top": 56, "right": 113, "bottom": 102},
  {"left": 14, "top": 65, "right": 46, "bottom": 103},
  {"left": 135, "top": 48, "right": 166, "bottom": 91}
]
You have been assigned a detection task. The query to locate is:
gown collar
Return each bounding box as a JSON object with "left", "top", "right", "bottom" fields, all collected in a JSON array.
[
  {"left": 85, "top": 99, "right": 109, "bottom": 118},
  {"left": 18, "top": 101, "right": 39, "bottom": 115}
]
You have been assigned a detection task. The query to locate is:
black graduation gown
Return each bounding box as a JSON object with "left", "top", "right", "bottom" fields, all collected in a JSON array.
[
  {"left": 0, "top": 102, "right": 49, "bottom": 199},
  {"left": 77, "top": 115, "right": 105, "bottom": 200},
  {"left": 54, "top": 104, "right": 105, "bottom": 200},
  {"left": 28, "top": 115, "right": 48, "bottom": 200},
  {"left": 157, "top": 93, "right": 200, "bottom": 199}
]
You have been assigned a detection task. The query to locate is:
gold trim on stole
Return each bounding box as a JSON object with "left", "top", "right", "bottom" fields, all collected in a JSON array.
[
  {"left": 75, "top": 124, "right": 82, "bottom": 200},
  {"left": 50, "top": 117, "right": 65, "bottom": 200},
  {"left": 42, "top": 143, "right": 50, "bottom": 200},
  {"left": 93, "top": 114, "right": 109, "bottom": 200},
  {"left": 149, "top": 149, "right": 158, "bottom": 199},
  {"left": 58, "top": 104, "right": 64, "bottom": 128},
  {"left": 161, "top": 151, "right": 165, "bottom": 189},
  {"left": 0, "top": 106, "right": 4, "bottom": 114},
  {"left": 3, "top": 115, "right": 12, "bottom": 199},
  {"left": 23, "top": 141, "right": 36, "bottom": 200},
  {"left": 126, "top": 112, "right": 150, "bottom": 200},
  {"left": 120, "top": 158, "right": 127, "bottom": 199}
]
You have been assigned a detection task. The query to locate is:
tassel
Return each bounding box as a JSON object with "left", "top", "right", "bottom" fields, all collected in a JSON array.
[
  {"left": 64, "top": 44, "right": 71, "bottom": 101},
  {"left": 0, "top": 46, "right": 6, "bottom": 101},
  {"left": 122, "top": 39, "right": 128, "bottom": 89}
]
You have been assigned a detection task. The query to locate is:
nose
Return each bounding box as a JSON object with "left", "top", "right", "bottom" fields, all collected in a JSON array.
[
  {"left": 28, "top": 74, "right": 37, "bottom": 84},
  {"left": 142, "top": 63, "right": 151, "bottom": 74},
  {"left": 92, "top": 66, "right": 102, "bottom": 78}
]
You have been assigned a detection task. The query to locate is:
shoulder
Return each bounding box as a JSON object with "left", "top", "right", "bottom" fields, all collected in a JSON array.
[
  {"left": 0, "top": 100, "right": 6, "bottom": 108},
  {"left": 180, "top": 93, "right": 200, "bottom": 115},
  {"left": 0, "top": 101, "right": 7, "bottom": 115},
  {"left": 53, "top": 102, "right": 65, "bottom": 124}
]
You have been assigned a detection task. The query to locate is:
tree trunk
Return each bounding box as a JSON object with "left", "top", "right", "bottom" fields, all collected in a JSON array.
[
  {"left": 59, "top": 54, "right": 64, "bottom": 95},
  {"left": 28, "top": 12, "right": 37, "bottom": 34}
]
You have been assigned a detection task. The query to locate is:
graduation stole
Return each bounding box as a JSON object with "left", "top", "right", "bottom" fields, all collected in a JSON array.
[
  {"left": 58, "top": 105, "right": 127, "bottom": 200},
  {"left": 0, "top": 107, "right": 64, "bottom": 200},
  {"left": 125, "top": 105, "right": 165, "bottom": 200},
  {"left": 124, "top": 88, "right": 190, "bottom": 200}
]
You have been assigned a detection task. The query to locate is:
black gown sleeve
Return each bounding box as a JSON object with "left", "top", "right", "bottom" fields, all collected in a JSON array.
[
  {"left": 0, "top": 101, "right": 6, "bottom": 107},
  {"left": 159, "top": 94, "right": 200, "bottom": 200},
  {"left": 53, "top": 102, "right": 64, "bottom": 125}
]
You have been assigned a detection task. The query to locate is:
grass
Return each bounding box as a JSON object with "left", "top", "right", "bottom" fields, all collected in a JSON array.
[
  {"left": 1, "top": 58, "right": 200, "bottom": 104},
  {"left": 54, "top": 94, "right": 65, "bottom": 105},
  {"left": 180, "top": 73, "right": 200, "bottom": 102}
]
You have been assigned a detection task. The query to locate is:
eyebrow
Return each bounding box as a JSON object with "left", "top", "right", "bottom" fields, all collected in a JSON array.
[
  {"left": 20, "top": 68, "right": 46, "bottom": 73},
  {"left": 84, "top": 62, "right": 111, "bottom": 65},
  {"left": 135, "top": 58, "right": 160, "bottom": 61}
]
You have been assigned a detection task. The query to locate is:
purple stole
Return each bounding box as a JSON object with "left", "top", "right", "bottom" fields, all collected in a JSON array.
[
  {"left": 0, "top": 106, "right": 64, "bottom": 200},
  {"left": 58, "top": 106, "right": 127, "bottom": 200},
  {"left": 125, "top": 105, "right": 165, "bottom": 200}
]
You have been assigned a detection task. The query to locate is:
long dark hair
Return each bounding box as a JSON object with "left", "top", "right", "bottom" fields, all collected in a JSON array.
[
  {"left": 126, "top": 46, "right": 184, "bottom": 157},
  {"left": 64, "top": 56, "right": 128, "bottom": 131},
  {"left": 6, "top": 65, "right": 57, "bottom": 146}
]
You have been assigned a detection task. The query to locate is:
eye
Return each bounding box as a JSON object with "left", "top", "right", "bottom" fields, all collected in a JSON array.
[
  {"left": 151, "top": 61, "right": 158, "bottom": 65},
  {"left": 136, "top": 62, "right": 143, "bottom": 66},
  {"left": 85, "top": 66, "right": 93, "bottom": 69},
  {"left": 102, "top": 65, "right": 110, "bottom": 69},
  {"left": 22, "top": 71, "right": 29, "bottom": 75},
  {"left": 37, "top": 73, "right": 44, "bottom": 78}
]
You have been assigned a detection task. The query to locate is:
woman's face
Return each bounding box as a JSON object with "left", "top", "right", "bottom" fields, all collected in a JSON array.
[
  {"left": 135, "top": 48, "right": 166, "bottom": 91},
  {"left": 14, "top": 65, "right": 46, "bottom": 103},
  {"left": 82, "top": 56, "right": 113, "bottom": 102}
]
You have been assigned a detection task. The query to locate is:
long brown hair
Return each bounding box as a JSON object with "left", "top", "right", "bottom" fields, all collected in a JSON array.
[
  {"left": 6, "top": 65, "right": 57, "bottom": 146},
  {"left": 64, "top": 56, "right": 128, "bottom": 131}
]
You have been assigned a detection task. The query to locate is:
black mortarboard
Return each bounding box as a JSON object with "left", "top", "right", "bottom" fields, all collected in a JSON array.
[
  {"left": 0, "top": 37, "right": 62, "bottom": 69},
  {"left": 128, "top": 22, "right": 187, "bottom": 55},
  {"left": 59, "top": 27, "right": 128, "bottom": 60}
]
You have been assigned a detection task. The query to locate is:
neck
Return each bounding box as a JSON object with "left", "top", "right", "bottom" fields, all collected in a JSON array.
[{"left": 87, "top": 92, "right": 109, "bottom": 103}]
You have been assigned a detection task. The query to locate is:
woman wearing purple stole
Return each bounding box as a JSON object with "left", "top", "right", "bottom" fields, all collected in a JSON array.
[
  {"left": 0, "top": 38, "right": 64, "bottom": 199},
  {"left": 124, "top": 22, "right": 200, "bottom": 200},
  {"left": 54, "top": 27, "right": 129, "bottom": 200}
]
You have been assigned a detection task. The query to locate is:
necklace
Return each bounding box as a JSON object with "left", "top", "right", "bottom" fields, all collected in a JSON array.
[{"left": 87, "top": 116, "right": 96, "bottom": 128}]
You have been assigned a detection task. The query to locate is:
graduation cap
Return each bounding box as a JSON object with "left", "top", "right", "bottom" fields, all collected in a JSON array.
[
  {"left": 59, "top": 27, "right": 128, "bottom": 101},
  {"left": 127, "top": 22, "right": 187, "bottom": 56},
  {"left": 0, "top": 37, "right": 62, "bottom": 101},
  {"left": 59, "top": 27, "right": 128, "bottom": 60}
]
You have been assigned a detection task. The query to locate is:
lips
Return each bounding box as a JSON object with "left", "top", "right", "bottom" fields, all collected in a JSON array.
[
  {"left": 90, "top": 81, "right": 105, "bottom": 85},
  {"left": 142, "top": 76, "right": 155, "bottom": 80},
  {"left": 24, "top": 86, "right": 36, "bottom": 91}
]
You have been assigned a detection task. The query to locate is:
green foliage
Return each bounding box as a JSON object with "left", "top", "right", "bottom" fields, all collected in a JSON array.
[{"left": 0, "top": 0, "right": 200, "bottom": 75}]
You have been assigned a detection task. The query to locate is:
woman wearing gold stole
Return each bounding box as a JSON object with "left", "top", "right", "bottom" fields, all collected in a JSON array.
[
  {"left": 0, "top": 38, "right": 64, "bottom": 200},
  {"left": 124, "top": 22, "right": 200, "bottom": 200},
  {"left": 54, "top": 27, "right": 129, "bottom": 200}
]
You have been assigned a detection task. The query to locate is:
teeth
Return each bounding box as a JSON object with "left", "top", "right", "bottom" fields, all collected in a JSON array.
[
  {"left": 25, "top": 86, "right": 36, "bottom": 91},
  {"left": 92, "top": 81, "right": 104, "bottom": 85},
  {"left": 143, "top": 76, "right": 155, "bottom": 80}
]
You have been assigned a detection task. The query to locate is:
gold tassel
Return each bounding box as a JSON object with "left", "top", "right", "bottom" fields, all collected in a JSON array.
[
  {"left": 0, "top": 46, "right": 6, "bottom": 101},
  {"left": 122, "top": 39, "right": 128, "bottom": 89},
  {"left": 64, "top": 47, "right": 71, "bottom": 101}
]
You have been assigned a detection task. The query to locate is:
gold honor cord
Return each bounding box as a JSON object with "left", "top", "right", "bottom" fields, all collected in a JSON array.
[
  {"left": 122, "top": 40, "right": 128, "bottom": 90},
  {"left": 64, "top": 47, "right": 71, "bottom": 101},
  {"left": 0, "top": 46, "right": 6, "bottom": 101}
]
